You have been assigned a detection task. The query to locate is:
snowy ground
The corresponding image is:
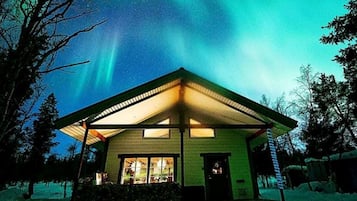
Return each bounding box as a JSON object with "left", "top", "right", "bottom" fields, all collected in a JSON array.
[
  {"left": 1, "top": 181, "right": 357, "bottom": 201},
  {"left": 0, "top": 182, "right": 71, "bottom": 201},
  {"left": 259, "top": 181, "right": 357, "bottom": 201},
  {"left": 260, "top": 188, "right": 357, "bottom": 201}
]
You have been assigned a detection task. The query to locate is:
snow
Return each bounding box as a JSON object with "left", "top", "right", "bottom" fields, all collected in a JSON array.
[
  {"left": 1, "top": 181, "right": 357, "bottom": 201},
  {"left": 260, "top": 187, "right": 357, "bottom": 201},
  {"left": 283, "top": 165, "right": 307, "bottom": 171},
  {"left": 0, "top": 188, "right": 25, "bottom": 201},
  {"left": 296, "top": 181, "right": 336, "bottom": 193},
  {"left": 305, "top": 150, "right": 357, "bottom": 162},
  {"left": 324, "top": 150, "right": 357, "bottom": 161},
  {"left": 0, "top": 182, "right": 71, "bottom": 201},
  {"left": 304, "top": 157, "right": 327, "bottom": 163}
]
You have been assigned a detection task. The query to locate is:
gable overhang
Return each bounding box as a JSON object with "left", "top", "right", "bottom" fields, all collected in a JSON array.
[{"left": 56, "top": 68, "right": 297, "bottom": 147}]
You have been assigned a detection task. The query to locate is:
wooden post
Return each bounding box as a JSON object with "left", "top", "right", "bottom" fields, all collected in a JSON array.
[
  {"left": 180, "top": 129, "right": 184, "bottom": 188},
  {"left": 178, "top": 81, "right": 186, "bottom": 201}
]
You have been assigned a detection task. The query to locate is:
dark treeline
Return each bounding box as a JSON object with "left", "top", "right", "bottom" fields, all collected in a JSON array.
[
  {"left": 8, "top": 150, "right": 102, "bottom": 184},
  {"left": 253, "top": 0, "right": 357, "bottom": 185},
  {"left": 0, "top": 0, "right": 101, "bottom": 196}
]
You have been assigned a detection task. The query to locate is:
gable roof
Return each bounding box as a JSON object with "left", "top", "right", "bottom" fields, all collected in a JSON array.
[{"left": 56, "top": 68, "right": 297, "bottom": 147}]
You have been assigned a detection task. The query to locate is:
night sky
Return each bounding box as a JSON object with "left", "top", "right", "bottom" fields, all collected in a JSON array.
[{"left": 46, "top": 0, "right": 348, "bottom": 155}]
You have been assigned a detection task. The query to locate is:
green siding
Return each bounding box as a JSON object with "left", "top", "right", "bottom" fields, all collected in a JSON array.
[
  {"left": 56, "top": 68, "right": 296, "bottom": 199},
  {"left": 105, "top": 114, "right": 255, "bottom": 200},
  {"left": 105, "top": 129, "right": 181, "bottom": 184},
  {"left": 184, "top": 129, "right": 253, "bottom": 199}
]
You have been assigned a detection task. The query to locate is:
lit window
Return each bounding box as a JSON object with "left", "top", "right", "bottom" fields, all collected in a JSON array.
[
  {"left": 121, "top": 157, "right": 148, "bottom": 184},
  {"left": 143, "top": 118, "right": 170, "bottom": 138},
  {"left": 120, "top": 156, "right": 175, "bottom": 184},
  {"left": 190, "top": 118, "right": 215, "bottom": 138},
  {"left": 149, "top": 157, "right": 174, "bottom": 183}
]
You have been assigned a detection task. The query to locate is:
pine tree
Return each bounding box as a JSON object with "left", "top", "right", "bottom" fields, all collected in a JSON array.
[
  {"left": 27, "top": 93, "right": 58, "bottom": 197},
  {"left": 312, "top": 74, "right": 357, "bottom": 149},
  {"left": 0, "top": 0, "right": 100, "bottom": 190},
  {"left": 321, "top": 0, "right": 357, "bottom": 119},
  {"left": 0, "top": 0, "right": 102, "bottom": 146}
]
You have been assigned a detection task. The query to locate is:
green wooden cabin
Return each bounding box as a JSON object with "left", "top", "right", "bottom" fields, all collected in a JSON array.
[{"left": 56, "top": 68, "right": 297, "bottom": 200}]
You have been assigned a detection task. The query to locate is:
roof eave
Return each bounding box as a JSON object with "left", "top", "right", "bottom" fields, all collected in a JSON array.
[{"left": 55, "top": 68, "right": 188, "bottom": 129}]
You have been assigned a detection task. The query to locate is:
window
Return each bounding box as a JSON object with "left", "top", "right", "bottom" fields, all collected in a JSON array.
[
  {"left": 143, "top": 118, "right": 170, "bottom": 138},
  {"left": 189, "top": 118, "right": 215, "bottom": 138},
  {"left": 120, "top": 155, "right": 176, "bottom": 185},
  {"left": 149, "top": 157, "right": 174, "bottom": 183},
  {"left": 121, "top": 157, "right": 148, "bottom": 184}
]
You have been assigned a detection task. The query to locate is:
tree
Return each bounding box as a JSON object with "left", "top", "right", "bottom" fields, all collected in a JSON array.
[
  {"left": 291, "top": 65, "right": 318, "bottom": 127},
  {"left": 67, "top": 142, "right": 78, "bottom": 160},
  {"left": 260, "top": 94, "right": 297, "bottom": 154},
  {"left": 321, "top": 0, "right": 357, "bottom": 119},
  {"left": 65, "top": 142, "right": 79, "bottom": 181},
  {"left": 310, "top": 0, "right": 357, "bottom": 156},
  {"left": 0, "top": 0, "right": 102, "bottom": 190},
  {"left": 255, "top": 94, "right": 300, "bottom": 182},
  {"left": 26, "top": 93, "right": 58, "bottom": 197},
  {"left": 311, "top": 74, "right": 356, "bottom": 152},
  {"left": 302, "top": 101, "right": 339, "bottom": 158},
  {"left": 289, "top": 65, "right": 330, "bottom": 157},
  {"left": 0, "top": 126, "right": 23, "bottom": 189},
  {"left": 300, "top": 72, "right": 356, "bottom": 158},
  {"left": 0, "top": 0, "right": 102, "bottom": 145}
]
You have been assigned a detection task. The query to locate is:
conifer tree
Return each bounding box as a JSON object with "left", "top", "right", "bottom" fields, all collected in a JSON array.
[
  {"left": 0, "top": 0, "right": 102, "bottom": 145},
  {"left": 0, "top": 0, "right": 101, "bottom": 189},
  {"left": 27, "top": 93, "right": 58, "bottom": 197},
  {"left": 321, "top": 0, "right": 357, "bottom": 119}
]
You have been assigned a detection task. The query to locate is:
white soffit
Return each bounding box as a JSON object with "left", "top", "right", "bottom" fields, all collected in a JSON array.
[
  {"left": 83, "top": 85, "right": 180, "bottom": 141},
  {"left": 60, "top": 125, "right": 100, "bottom": 145},
  {"left": 92, "top": 85, "right": 180, "bottom": 125},
  {"left": 89, "top": 79, "right": 180, "bottom": 123},
  {"left": 184, "top": 82, "right": 265, "bottom": 125},
  {"left": 57, "top": 68, "right": 297, "bottom": 146}
]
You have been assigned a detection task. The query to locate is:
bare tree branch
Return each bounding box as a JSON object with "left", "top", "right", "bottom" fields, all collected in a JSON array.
[
  {"left": 0, "top": 0, "right": 103, "bottom": 145},
  {"left": 39, "top": 60, "right": 90, "bottom": 74},
  {"left": 37, "top": 20, "right": 105, "bottom": 68}
]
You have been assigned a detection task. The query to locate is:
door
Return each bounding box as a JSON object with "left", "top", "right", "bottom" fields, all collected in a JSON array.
[{"left": 203, "top": 154, "right": 232, "bottom": 201}]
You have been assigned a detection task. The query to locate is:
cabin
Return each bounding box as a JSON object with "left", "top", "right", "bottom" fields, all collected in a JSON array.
[{"left": 56, "top": 68, "right": 297, "bottom": 200}]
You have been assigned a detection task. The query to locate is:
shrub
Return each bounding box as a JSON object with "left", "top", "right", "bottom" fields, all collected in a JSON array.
[{"left": 75, "top": 183, "right": 181, "bottom": 201}]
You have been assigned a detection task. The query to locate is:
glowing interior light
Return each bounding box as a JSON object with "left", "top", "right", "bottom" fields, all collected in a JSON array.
[
  {"left": 157, "top": 159, "right": 166, "bottom": 169},
  {"left": 190, "top": 118, "right": 215, "bottom": 137},
  {"left": 130, "top": 161, "right": 141, "bottom": 176}
]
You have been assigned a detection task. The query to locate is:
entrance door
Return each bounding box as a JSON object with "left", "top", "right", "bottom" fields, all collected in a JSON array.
[{"left": 203, "top": 154, "right": 232, "bottom": 201}]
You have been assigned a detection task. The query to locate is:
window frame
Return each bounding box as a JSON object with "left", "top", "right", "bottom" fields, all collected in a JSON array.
[
  {"left": 143, "top": 118, "right": 171, "bottom": 139},
  {"left": 118, "top": 154, "right": 179, "bottom": 185},
  {"left": 189, "top": 118, "right": 216, "bottom": 138}
]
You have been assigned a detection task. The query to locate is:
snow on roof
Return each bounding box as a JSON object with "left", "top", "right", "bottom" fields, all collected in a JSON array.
[
  {"left": 323, "top": 149, "right": 357, "bottom": 161},
  {"left": 304, "top": 150, "right": 357, "bottom": 162},
  {"left": 304, "top": 158, "right": 327, "bottom": 163},
  {"left": 283, "top": 165, "right": 307, "bottom": 171}
]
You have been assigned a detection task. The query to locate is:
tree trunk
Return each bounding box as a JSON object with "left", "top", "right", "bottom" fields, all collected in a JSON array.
[
  {"left": 28, "top": 180, "right": 34, "bottom": 197},
  {"left": 64, "top": 181, "right": 67, "bottom": 198}
]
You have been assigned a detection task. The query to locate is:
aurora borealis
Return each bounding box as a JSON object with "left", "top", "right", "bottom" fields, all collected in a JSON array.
[{"left": 49, "top": 0, "right": 348, "bottom": 154}]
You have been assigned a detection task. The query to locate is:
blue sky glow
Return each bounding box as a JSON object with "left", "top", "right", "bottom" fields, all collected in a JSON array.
[{"left": 48, "top": 0, "right": 348, "bottom": 155}]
